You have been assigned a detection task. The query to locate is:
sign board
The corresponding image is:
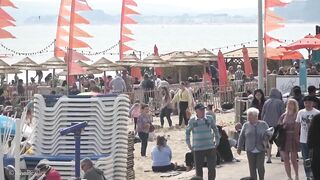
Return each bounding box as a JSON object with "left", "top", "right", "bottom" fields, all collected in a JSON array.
[{"left": 276, "top": 75, "right": 320, "bottom": 94}]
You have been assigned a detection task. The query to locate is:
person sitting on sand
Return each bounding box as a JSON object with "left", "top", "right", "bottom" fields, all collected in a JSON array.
[{"left": 151, "top": 136, "right": 175, "bottom": 172}]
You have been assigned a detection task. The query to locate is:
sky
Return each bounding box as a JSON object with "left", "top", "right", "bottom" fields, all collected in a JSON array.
[{"left": 18, "top": 0, "right": 263, "bottom": 15}]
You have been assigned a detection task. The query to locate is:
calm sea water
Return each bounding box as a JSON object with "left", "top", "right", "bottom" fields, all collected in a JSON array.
[{"left": 0, "top": 23, "right": 316, "bottom": 81}]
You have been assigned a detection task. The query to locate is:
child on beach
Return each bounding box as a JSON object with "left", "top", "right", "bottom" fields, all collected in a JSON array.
[
  {"left": 137, "top": 104, "right": 152, "bottom": 157},
  {"left": 129, "top": 100, "right": 141, "bottom": 132}
]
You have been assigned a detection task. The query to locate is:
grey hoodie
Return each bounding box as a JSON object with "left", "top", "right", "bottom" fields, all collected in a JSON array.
[
  {"left": 261, "top": 88, "right": 285, "bottom": 127},
  {"left": 84, "top": 167, "right": 106, "bottom": 180}
]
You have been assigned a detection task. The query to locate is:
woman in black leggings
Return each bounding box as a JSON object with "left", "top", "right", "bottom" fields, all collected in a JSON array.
[
  {"left": 160, "top": 87, "right": 173, "bottom": 128},
  {"left": 171, "top": 82, "right": 192, "bottom": 126}
]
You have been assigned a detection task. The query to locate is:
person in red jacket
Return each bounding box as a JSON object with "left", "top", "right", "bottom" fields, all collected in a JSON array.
[{"left": 32, "top": 163, "right": 61, "bottom": 180}]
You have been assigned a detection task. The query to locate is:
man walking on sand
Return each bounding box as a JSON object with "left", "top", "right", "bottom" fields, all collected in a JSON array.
[{"left": 186, "top": 103, "right": 221, "bottom": 180}]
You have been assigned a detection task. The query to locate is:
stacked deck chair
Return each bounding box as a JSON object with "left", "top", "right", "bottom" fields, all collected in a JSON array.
[{"left": 29, "top": 94, "right": 130, "bottom": 180}]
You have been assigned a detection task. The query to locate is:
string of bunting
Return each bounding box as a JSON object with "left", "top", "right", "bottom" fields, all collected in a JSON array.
[{"left": 0, "top": 40, "right": 56, "bottom": 56}]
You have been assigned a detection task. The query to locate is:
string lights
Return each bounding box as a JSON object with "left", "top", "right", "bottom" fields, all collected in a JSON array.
[{"left": 0, "top": 38, "right": 298, "bottom": 57}]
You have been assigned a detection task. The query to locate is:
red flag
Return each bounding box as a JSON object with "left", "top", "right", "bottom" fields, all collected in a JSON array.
[
  {"left": 72, "top": 50, "right": 90, "bottom": 61},
  {"left": 0, "top": 8, "right": 15, "bottom": 21},
  {"left": 122, "top": 35, "right": 134, "bottom": 43},
  {"left": 71, "top": 37, "right": 91, "bottom": 48},
  {"left": 121, "top": 44, "right": 133, "bottom": 53},
  {"left": 217, "top": 50, "right": 228, "bottom": 87},
  {"left": 265, "top": 20, "right": 284, "bottom": 32},
  {"left": 122, "top": 26, "right": 133, "bottom": 35},
  {"left": 0, "top": 19, "right": 15, "bottom": 28},
  {"left": 74, "top": 13, "right": 90, "bottom": 24},
  {"left": 265, "top": 0, "right": 287, "bottom": 8},
  {"left": 265, "top": 9, "right": 285, "bottom": 22},
  {"left": 242, "top": 46, "right": 253, "bottom": 76},
  {"left": 0, "top": 0, "right": 17, "bottom": 8},
  {"left": 58, "top": 17, "right": 70, "bottom": 26},
  {"left": 123, "top": 16, "right": 137, "bottom": 24},
  {"left": 74, "top": 25, "right": 92, "bottom": 37},
  {"left": 69, "top": 62, "right": 86, "bottom": 75},
  {"left": 125, "top": 0, "right": 138, "bottom": 6},
  {"left": 0, "top": 29, "right": 15, "bottom": 38},
  {"left": 124, "top": 6, "right": 140, "bottom": 15},
  {"left": 264, "top": 33, "right": 282, "bottom": 45},
  {"left": 54, "top": 47, "right": 66, "bottom": 58}
]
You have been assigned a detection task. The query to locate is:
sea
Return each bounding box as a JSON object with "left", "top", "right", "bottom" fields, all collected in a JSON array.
[{"left": 0, "top": 23, "right": 316, "bottom": 81}]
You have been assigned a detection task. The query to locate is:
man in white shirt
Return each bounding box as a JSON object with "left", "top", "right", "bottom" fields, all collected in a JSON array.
[
  {"left": 109, "top": 74, "right": 126, "bottom": 93},
  {"left": 154, "top": 75, "right": 162, "bottom": 88},
  {"left": 296, "top": 95, "right": 320, "bottom": 180}
]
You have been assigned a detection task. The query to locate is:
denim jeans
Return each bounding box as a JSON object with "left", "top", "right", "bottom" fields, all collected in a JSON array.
[
  {"left": 300, "top": 143, "right": 312, "bottom": 179},
  {"left": 160, "top": 107, "right": 172, "bottom": 127},
  {"left": 138, "top": 132, "right": 149, "bottom": 156}
]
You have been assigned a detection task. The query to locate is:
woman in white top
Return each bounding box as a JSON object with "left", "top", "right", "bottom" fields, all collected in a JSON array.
[{"left": 151, "top": 136, "right": 175, "bottom": 172}]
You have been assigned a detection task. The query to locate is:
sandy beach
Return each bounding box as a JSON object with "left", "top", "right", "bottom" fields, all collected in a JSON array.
[{"left": 132, "top": 112, "right": 306, "bottom": 180}]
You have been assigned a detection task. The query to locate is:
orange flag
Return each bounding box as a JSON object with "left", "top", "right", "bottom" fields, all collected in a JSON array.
[
  {"left": 265, "top": 20, "right": 284, "bottom": 32},
  {"left": 265, "top": 0, "right": 287, "bottom": 8},
  {"left": 0, "top": 0, "right": 17, "bottom": 8},
  {"left": 71, "top": 37, "right": 91, "bottom": 48},
  {"left": 61, "top": 7, "right": 70, "bottom": 16},
  {"left": 125, "top": 0, "right": 138, "bottom": 6},
  {"left": 122, "top": 26, "right": 133, "bottom": 35},
  {"left": 131, "top": 67, "right": 141, "bottom": 79},
  {"left": 122, "top": 35, "right": 134, "bottom": 43},
  {"left": 54, "top": 47, "right": 66, "bottom": 58},
  {"left": 0, "top": 28, "right": 15, "bottom": 38},
  {"left": 58, "top": 17, "right": 70, "bottom": 26},
  {"left": 124, "top": 6, "right": 140, "bottom": 15},
  {"left": 0, "top": 8, "right": 15, "bottom": 21},
  {"left": 69, "top": 62, "right": 86, "bottom": 75},
  {"left": 242, "top": 46, "right": 253, "bottom": 76},
  {"left": 123, "top": 16, "right": 137, "bottom": 24},
  {"left": 72, "top": 50, "right": 90, "bottom": 61},
  {"left": 0, "top": 19, "right": 15, "bottom": 28},
  {"left": 122, "top": 44, "right": 133, "bottom": 52},
  {"left": 57, "top": 27, "right": 69, "bottom": 36},
  {"left": 75, "top": 1, "right": 92, "bottom": 11},
  {"left": 265, "top": 9, "right": 285, "bottom": 22},
  {"left": 217, "top": 50, "right": 228, "bottom": 87},
  {"left": 74, "top": 13, "right": 90, "bottom": 24},
  {"left": 56, "top": 38, "right": 68, "bottom": 47},
  {"left": 264, "top": 33, "right": 282, "bottom": 45},
  {"left": 74, "top": 25, "right": 92, "bottom": 37}
]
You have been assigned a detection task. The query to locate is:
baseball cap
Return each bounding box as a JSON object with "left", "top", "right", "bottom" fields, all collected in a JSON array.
[{"left": 194, "top": 103, "right": 206, "bottom": 110}]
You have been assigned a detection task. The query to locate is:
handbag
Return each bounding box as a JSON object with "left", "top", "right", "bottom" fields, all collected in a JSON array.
[
  {"left": 274, "top": 125, "right": 286, "bottom": 148},
  {"left": 149, "top": 123, "right": 155, "bottom": 132}
]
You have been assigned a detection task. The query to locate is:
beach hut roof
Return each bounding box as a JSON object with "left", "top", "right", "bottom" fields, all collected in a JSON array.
[
  {"left": 0, "top": 59, "right": 10, "bottom": 69},
  {"left": 41, "top": 57, "right": 66, "bottom": 69},
  {"left": 223, "top": 47, "right": 258, "bottom": 59},
  {"left": 135, "top": 55, "right": 173, "bottom": 68},
  {"left": 12, "top": 57, "right": 46, "bottom": 70},
  {"left": 92, "top": 57, "right": 126, "bottom": 71}
]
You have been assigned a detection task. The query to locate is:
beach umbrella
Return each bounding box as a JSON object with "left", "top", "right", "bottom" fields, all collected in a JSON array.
[
  {"left": 92, "top": 57, "right": 126, "bottom": 72},
  {"left": 285, "top": 34, "right": 320, "bottom": 61},
  {"left": 135, "top": 54, "right": 173, "bottom": 77},
  {"left": 242, "top": 46, "right": 254, "bottom": 76},
  {"left": 153, "top": 45, "right": 163, "bottom": 76},
  {"left": 0, "top": 59, "right": 22, "bottom": 81},
  {"left": 76, "top": 60, "right": 90, "bottom": 68},
  {"left": 116, "top": 53, "right": 142, "bottom": 79},
  {"left": 217, "top": 50, "right": 228, "bottom": 88},
  {"left": 136, "top": 55, "right": 173, "bottom": 68},
  {"left": 0, "top": 59, "right": 10, "bottom": 69},
  {"left": 267, "top": 47, "right": 304, "bottom": 60},
  {"left": 41, "top": 57, "right": 67, "bottom": 77},
  {"left": 165, "top": 52, "right": 202, "bottom": 82},
  {"left": 92, "top": 57, "right": 126, "bottom": 94},
  {"left": 12, "top": 57, "right": 46, "bottom": 98}
]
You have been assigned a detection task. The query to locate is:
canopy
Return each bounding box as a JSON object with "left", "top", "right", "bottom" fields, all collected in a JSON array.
[
  {"left": 115, "top": 53, "right": 140, "bottom": 66},
  {"left": 0, "top": 68, "right": 22, "bottom": 74}
]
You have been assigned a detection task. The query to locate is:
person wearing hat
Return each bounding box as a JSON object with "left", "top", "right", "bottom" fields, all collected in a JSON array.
[
  {"left": 296, "top": 95, "right": 320, "bottom": 180},
  {"left": 186, "top": 103, "right": 220, "bottom": 180}
]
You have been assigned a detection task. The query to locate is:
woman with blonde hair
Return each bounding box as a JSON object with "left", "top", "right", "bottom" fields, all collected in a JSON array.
[{"left": 278, "top": 98, "right": 300, "bottom": 180}]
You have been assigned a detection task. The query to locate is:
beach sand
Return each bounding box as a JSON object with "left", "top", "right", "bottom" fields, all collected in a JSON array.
[{"left": 132, "top": 112, "right": 305, "bottom": 180}]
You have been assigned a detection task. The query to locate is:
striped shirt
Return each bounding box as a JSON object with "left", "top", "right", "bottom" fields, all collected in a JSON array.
[{"left": 186, "top": 115, "right": 221, "bottom": 151}]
